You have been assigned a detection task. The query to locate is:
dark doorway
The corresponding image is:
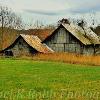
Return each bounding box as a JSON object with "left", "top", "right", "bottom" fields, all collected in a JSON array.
[
  {"left": 5, "top": 50, "right": 13, "bottom": 56},
  {"left": 29, "top": 46, "right": 38, "bottom": 54}
]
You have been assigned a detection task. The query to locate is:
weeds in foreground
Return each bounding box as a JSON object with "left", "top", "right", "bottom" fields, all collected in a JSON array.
[
  {"left": 21, "top": 53, "right": 100, "bottom": 66},
  {"left": 0, "top": 53, "right": 99, "bottom": 66}
]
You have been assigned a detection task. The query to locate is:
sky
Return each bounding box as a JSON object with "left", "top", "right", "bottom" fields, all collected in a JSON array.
[{"left": 0, "top": 0, "right": 100, "bottom": 28}]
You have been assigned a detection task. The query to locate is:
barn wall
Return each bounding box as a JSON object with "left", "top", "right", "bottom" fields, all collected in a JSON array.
[
  {"left": 83, "top": 45, "right": 94, "bottom": 55},
  {"left": 5, "top": 37, "right": 37, "bottom": 56},
  {"left": 45, "top": 27, "right": 83, "bottom": 54},
  {"left": 95, "top": 44, "right": 100, "bottom": 55},
  {"left": 82, "top": 45, "right": 100, "bottom": 55},
  {"left": 44, "top": 26, "right": 99, "bottom": 55}
]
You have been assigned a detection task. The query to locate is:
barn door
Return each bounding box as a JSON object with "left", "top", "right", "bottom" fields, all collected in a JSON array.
[{"left": 5, "top": 50, "right": 13, "bottom": 56}]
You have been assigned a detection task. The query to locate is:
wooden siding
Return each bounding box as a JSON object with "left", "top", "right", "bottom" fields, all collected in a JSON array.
[
  {"left": 95, "top": 44, "right": 100, "bottom": 55},
  {"left": 45, "top": 27, "right": 82, "bottom": 53},
  {"left": 4, "top": 37, "right": 37, "bottom": 56},
  {"left": 44, "top": 26, "right": 99, "bottom": 55}
]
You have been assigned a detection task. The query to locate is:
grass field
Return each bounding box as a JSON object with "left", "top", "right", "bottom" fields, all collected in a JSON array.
[{"left": 0, "top": 59, "right": 100, "bottom": 100}]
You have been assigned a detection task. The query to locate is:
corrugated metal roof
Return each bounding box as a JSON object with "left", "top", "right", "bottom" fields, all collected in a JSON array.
[
  {"left": 20, "top": 34, "right": 54, "bottom": 53},
  {"left": 62, "top": 23, "right": 100, "bottom": 45},
  {"left": 83, "top": 27, "right": 100, "bottom": 44}
]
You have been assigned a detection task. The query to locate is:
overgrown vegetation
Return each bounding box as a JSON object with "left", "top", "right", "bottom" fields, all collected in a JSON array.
[
  {"left": 25, "top": 53, "right": 100, "bottom": 66},
  {"left": 4, "top": 53, "right": 99, "bottom": 66}
]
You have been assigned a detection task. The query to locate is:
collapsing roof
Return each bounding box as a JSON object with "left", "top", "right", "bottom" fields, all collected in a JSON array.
[
  {"left": 2, "top": 34, "right": 54, "bottom": 53},
  {"left": 62, "top": 23, "right": 100, "bottom": 45}
]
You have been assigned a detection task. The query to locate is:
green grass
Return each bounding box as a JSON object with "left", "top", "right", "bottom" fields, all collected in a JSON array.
[{"left": 0, "top": 59, "right": 100, "bottom": 100}]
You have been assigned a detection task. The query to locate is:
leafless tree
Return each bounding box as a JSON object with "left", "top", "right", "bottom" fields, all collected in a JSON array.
[
  {"left": 58, "top": 18, "right": 70, "bottom": 26},
  {"left": 76, "top": 19, "right": 87, "bottom": 29},
  {"left": 0, "top": 5, "right": 23, "bottom": 49}
]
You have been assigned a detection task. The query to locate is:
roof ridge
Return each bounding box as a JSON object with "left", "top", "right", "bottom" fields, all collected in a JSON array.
[{"left": 62, "top": 23, "right": 100, "bottom": 45}]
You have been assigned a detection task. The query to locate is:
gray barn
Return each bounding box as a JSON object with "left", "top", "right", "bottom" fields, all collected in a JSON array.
[
  {"left": 43, "top": 23, "right": 100, "bottom": 55},
  {"left": 1, "top": 34, "right": 53, "bottom": 56}
]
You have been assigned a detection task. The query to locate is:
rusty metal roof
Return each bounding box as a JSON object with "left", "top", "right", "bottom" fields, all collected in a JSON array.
[
  {"left": 1, "top": 34, "right": 54, "bottom": 53},
  {"left": 62, "top": 23, "right": 100, "bottom": 45},
  {"left": 20, "top": 34, "right": 54, "bottom": 53}
]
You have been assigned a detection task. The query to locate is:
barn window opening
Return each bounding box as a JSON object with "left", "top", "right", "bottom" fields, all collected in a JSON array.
[
  {"left": 19, "top": 41, "right": 22, "bottom": 45},
  {"left": 18, "top": 41, "right": 23, "bottom": 50},
  {"left": 5, "top": 50, "right": 13, "bottom": 56}
]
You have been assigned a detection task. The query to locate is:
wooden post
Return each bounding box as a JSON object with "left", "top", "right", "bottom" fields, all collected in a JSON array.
[
  {"left": 64, "top": 43, "right": 65, "bottom": 52},
  {"left": 93, "top": 44, "right": 96, "bottom": 55}
]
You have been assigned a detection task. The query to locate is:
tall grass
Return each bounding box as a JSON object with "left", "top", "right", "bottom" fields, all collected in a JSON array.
[
  {"left": 31, "top": 53, "right": 100, "bottom": 66},
  {"left": 1, "top": 53, "right": 99, "bottom": 66}
]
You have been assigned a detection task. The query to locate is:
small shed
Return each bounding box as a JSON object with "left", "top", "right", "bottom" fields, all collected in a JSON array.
[
  {"left": 43, "top": 23, "right": 100, "bottom": 55},
  {"left": 1, "top": 34, "right": 53, "bottom": 56}
]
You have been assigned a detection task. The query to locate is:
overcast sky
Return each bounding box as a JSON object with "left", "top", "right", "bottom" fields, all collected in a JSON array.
[{"left": 0, "top": 0, "right": 100, "bottom": 27}]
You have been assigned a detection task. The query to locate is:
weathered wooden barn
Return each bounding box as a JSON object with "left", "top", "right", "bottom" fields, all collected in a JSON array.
[
  {"left": 1, "top": 34, "right": 53, "bottom": 56},
  {"left": 43, "top": 23, "right": 100, "bottom": 55}
]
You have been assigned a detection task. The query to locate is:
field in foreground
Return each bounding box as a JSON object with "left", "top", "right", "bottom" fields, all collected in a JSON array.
[{"left": 0, "top": 59, "right": 100, "bottom": 100}]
